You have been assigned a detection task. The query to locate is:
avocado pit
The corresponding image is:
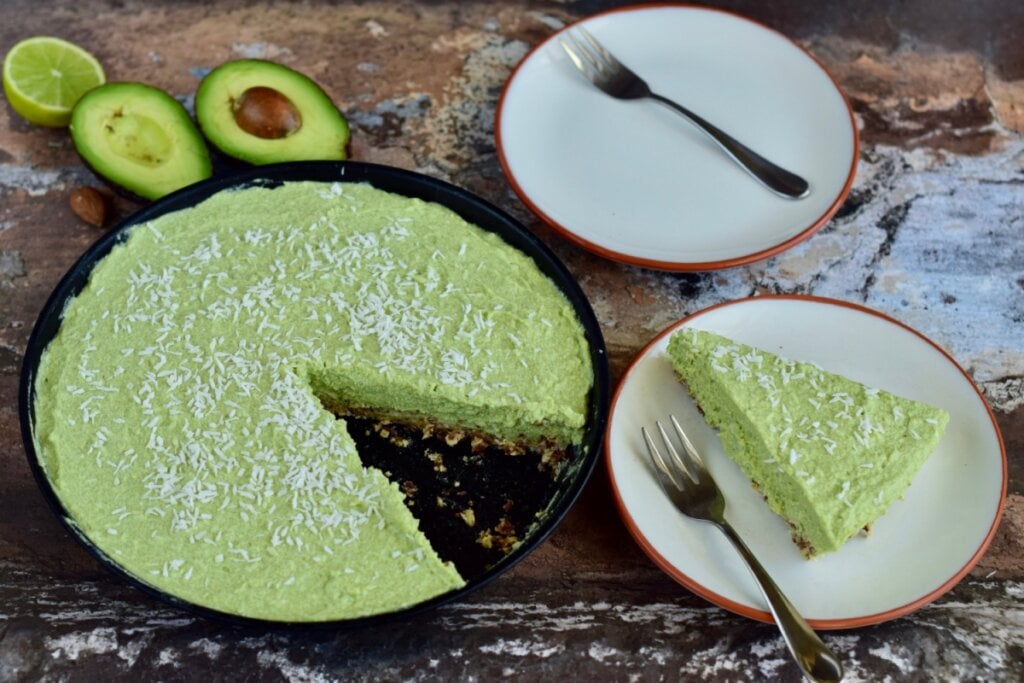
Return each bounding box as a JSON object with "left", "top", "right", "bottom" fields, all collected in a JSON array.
[{"left": 232, "top": 86, "right": 302, "bottom": 139}]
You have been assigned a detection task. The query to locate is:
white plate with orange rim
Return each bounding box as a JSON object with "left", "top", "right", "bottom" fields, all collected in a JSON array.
[
  {"left": 605, "top": 295, "right": 1006, "bottom": 628},
  {"left": 496, "top": 4, "right": 858, "bottom": 271}
]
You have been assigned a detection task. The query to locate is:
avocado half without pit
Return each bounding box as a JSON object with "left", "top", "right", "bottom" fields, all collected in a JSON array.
[
  {"left": 196, "top": 60, "right": 350, "bottom": 164},
  {"left": 70, "top": 83, "right": 213, "bottom": 200}
]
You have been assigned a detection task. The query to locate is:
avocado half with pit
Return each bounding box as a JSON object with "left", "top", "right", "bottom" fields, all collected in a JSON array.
[
  {"left": 195, "top": 60, "right": 349, "bottom": 164},
  {"left": 70, "top": 83, "right": 213, "bottom": 201}
]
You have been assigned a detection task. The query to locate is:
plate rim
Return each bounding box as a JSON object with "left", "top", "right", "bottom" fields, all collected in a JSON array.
[
  {"left": 604, "top": 294, "right": 1007, "bottom": 628},
  {"left": 495, "top": 2, "right": 861, "bottom": 271}
]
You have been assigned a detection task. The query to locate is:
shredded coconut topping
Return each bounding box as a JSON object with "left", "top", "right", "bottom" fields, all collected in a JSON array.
[
  {"left": 40, "top": 182, "right": 591, "bottom": 604},
  {"left": 678, "top": 328, "right": 947, "bottom": 529}
]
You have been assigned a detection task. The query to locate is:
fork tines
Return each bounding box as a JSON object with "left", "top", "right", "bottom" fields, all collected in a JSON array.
[
  {"left": 642, "top": 415, "right": 705, "bottom": 490},
  {"left": 559, "top": 26, "right": 621, "bottom": 79}
]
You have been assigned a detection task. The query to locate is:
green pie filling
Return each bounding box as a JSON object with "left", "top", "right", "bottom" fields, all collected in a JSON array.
[
  {"left": 667, "top": 328, "right": 948, "bottom": 557},
  {"left": 33, "top": 181, "right": 593, "bottom": 620}
]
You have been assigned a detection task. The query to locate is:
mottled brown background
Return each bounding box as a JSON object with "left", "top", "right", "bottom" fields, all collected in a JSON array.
[{"left": 1, "top": 1, "right": 1022, "bottom": 680}]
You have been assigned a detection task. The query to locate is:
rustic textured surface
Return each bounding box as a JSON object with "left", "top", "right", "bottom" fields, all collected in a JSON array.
[{"left": 1, "top": 1, "right": 1022, "bottom": 680}]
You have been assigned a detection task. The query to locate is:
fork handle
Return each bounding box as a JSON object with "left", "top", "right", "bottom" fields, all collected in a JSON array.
[
  {"left": 717, "top": 521, "right": 844, "bottom": 682},
  {"left": 648, "top": 93, "right": 811, "bottom": 199}
]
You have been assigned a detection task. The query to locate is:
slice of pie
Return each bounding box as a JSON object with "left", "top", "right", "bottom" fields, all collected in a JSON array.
[{"left": 667, "top": 327, "right": 948, "bottom": 557}]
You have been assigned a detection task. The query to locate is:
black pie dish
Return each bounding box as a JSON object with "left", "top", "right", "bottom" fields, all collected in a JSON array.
[{"left": 19, "top": 161, "right": 610, "bottom": 628}]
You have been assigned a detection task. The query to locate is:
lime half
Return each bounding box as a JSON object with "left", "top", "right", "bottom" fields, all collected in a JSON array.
[{"left": 3, "top": 36, "right": 105, "bottom": 127}]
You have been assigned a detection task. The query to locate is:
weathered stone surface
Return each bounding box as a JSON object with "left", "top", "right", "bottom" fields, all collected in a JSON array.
[
  {"left": 1, "top": 565, "right": 1022, "bottom": 682},
  {"left": 1, "top": 0, "right": 1022, "bottom": 680}
]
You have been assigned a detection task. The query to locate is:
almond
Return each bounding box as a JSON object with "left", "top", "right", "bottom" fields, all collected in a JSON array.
[{"left": 69, "top": 187, "right": 108, "bottom": 227}]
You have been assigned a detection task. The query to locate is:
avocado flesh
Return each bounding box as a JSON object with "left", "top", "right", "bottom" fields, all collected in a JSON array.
[
  {"left": 70, "top": 83, "right": 212, "bottom": 200},
  {"left": 196, "top": 59, "right": 349, "bottom": 165}
]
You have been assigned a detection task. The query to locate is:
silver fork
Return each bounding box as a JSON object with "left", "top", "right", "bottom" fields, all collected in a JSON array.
[
  {"left": 561, "top": 27, "right": 811, "bottom": 200},
  {"left": 643, "top": 416, "right": 843, "bottom": 683}
]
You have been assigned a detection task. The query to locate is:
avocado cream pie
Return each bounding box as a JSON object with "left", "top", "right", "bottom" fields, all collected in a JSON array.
[
  {"left": 667, "top": 328, "right": 948, "bottom": 557},
  {"left": 33, "top": 181, "right": 593, "bottom": 620}
]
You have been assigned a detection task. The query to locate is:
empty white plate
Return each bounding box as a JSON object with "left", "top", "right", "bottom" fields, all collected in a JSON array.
[
  {"left": 606, "top": 296, "right": 1006, "bottom": 627},
  {"left": 497, "top": 5, "right": 858, "bottom": 270}
]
